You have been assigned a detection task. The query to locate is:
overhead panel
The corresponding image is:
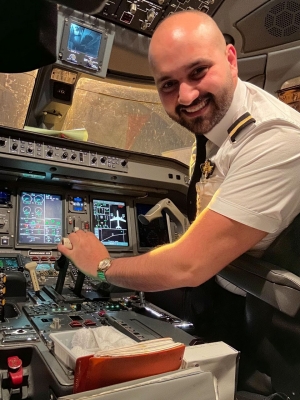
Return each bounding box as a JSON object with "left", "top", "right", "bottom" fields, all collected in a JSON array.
[{"left": 96, "top": 0, "right": 226, "bottom": 37}]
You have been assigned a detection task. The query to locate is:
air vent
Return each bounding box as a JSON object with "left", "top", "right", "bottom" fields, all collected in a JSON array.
[
  {"left": 236, "top": 0, "right": 300, "bottom": 53},
  {"left": 265, "top": 0, "right": 300, "bottom": 37}
]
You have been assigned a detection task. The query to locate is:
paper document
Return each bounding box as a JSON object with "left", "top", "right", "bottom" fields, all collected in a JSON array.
[{"left": 24, "top": 126, "right": 88, "bottom": 141}]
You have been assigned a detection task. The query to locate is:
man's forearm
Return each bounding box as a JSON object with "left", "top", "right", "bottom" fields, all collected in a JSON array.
[{"left": 105, "top": 242, "right": 192, "bottom": 292}]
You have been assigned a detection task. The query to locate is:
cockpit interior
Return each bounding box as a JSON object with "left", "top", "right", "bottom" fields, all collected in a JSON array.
[{"left": 0, "top": 0, "right": 300, "bottom": 399}]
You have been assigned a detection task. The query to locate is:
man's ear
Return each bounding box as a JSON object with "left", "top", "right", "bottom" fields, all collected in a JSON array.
[{"left": 226, "top": 44, "right": 238, "bottom": 74}]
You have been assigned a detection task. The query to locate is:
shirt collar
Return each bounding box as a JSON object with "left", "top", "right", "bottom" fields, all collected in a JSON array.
[{"left": 204, "top": 78, "right": 247, "bottom": 148}]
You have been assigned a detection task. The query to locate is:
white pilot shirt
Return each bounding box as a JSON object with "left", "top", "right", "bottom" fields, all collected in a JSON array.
[{"left": 193, "top": 78, "right": 300, "bottom": 256}]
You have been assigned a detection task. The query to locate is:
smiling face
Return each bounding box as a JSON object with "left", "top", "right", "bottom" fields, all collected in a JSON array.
[{"left": 149, "top": 11, "right": 238, "bottom": 135}]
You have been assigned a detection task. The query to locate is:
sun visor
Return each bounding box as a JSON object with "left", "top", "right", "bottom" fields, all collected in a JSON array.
[{"left": 0, "top": 0, "right": 57, "bottom": 73}]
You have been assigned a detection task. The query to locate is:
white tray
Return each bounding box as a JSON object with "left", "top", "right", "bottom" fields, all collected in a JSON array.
[{"left": 49, "top": 329, "right": 96, "bottom": 370}]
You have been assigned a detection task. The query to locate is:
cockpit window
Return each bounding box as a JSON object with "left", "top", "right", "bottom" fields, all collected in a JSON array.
[
  {"left": 0, "top": 73, "right": 194, "bottom": 165},
  {"left": 0, "top": 71, "right": 37, "bottom": 129},
  {"left": 60, "top": 77, "right": 194, "bottom": 164}
]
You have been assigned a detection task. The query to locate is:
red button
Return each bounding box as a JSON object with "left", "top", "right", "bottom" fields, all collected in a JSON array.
[{"left": 7, "top": 356, "right": 23, "bottom": 386}]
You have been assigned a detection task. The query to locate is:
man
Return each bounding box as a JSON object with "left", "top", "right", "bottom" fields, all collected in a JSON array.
[{"left": 58, "top": 10, "right": 300, "bottom": 292}]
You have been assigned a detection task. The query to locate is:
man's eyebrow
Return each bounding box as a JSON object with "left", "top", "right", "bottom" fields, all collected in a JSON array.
[{"left": 155, "top": 59, "right": 210, "bottom": 86}]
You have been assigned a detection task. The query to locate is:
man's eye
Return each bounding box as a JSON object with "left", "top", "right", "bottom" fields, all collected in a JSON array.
[
  {"left": 191, "top": 67, "right": 208, "bottom": 79},
  {"left": 161, "top": 81, "right": 177, "bottom": 93}
]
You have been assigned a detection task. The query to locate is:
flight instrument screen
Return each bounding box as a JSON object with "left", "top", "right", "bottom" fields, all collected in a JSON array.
[
  {"left": 92, "top": 199, "right": 129, "bottom": 247},
  {"left": 18, "top": 192, "right": 63, "bottom": 245}
]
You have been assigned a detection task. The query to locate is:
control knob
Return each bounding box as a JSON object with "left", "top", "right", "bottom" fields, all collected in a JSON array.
[
  {"left": 130, "top": 3, "right": 137, "bottom": 14},
  {"left": 147, "top": 9, "right": 155, "bottom": 22}
]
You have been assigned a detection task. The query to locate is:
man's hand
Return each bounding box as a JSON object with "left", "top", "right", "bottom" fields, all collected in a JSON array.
[{"left": 57, "top": 230, "right": 110, "bottom": 278}]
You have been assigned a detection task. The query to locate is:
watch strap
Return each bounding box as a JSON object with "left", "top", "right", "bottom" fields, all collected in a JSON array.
[{"left": 97, "top": 257, "right": 114, "bottom": 282}]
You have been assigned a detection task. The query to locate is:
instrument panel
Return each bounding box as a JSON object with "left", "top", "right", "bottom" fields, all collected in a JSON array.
[
  {"left": 97, "top": 0, "right": 225, "bottom": 37},
  {"left": 0, "top": 126, "right": 194, "bottom": 400}
]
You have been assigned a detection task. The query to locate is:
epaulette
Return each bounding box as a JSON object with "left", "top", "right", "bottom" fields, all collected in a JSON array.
[{"left": 227, "top": 112, "right": 256, "bottom": 142}]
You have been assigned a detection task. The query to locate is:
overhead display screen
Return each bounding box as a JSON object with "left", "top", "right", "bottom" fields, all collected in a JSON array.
[
  {"left": 18, "top": 192, "right": 63, "bottom": 245},
  {"left": 67, "top": 22, "right": 102, "bottom": 59},
  {"left": 92, "top": 199, "right": 129, "bottom": 247}
]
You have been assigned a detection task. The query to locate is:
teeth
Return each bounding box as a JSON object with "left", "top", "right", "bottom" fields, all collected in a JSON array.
[{"left": 184, "top": 99, "right": 208, "bottom": 113}]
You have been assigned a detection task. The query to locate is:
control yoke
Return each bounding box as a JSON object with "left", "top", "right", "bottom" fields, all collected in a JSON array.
[{"left": 138, "top": 198, "right": 190, "bottom": 239}]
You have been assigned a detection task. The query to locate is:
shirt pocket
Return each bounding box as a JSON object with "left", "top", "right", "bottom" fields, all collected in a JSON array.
[{"left": 196, "top": 175, "right": 224, "bottom": 216}]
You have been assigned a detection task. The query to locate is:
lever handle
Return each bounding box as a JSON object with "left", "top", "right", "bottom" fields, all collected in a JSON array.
[{"left": 25, "top": 262, "right": 40, "bottom": 294}]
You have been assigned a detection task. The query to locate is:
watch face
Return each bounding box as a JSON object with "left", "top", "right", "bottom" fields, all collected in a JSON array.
[{"left": 99, "top": 258, "right": 111, "bottom": 271}]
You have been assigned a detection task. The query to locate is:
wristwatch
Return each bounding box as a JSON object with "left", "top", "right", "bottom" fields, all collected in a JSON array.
[{"left": 97, "top": 258, "right": 114, "bottom": 282}]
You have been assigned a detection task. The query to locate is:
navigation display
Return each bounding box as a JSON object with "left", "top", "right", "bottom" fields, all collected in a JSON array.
[
  {"left": 18, "top": 192, "right": 63, "bottom": 245},
  {"left": 92, "top": 199, "right": 129, "bottom": 247}
]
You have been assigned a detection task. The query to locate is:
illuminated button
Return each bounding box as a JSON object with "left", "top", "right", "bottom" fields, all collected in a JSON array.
[
  {"left": 69, "top": 321, "right": 82, "bottom": 328},
  {"left": 84, "top": 319, "right": 96, "bottom": 326},
  {"left": 1, "top": 238, "right": 9, "bottom": 245}
]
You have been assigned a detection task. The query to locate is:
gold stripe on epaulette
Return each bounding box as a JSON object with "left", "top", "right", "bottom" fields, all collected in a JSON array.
[{"left": 228, "top": 112, "right": 256, "bottom": 142}]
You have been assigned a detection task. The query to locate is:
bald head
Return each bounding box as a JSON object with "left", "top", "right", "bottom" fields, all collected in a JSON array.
[{"left": 149, "top": 11, "right": 227, "bottom": 70}]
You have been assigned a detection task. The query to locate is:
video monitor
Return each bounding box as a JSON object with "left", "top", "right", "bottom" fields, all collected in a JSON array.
[
  {"left": 92, "top": 199, "right": 129, "bottom": 248},
  {"left": 67, "top": 22, "right": 102, "bottom": 59},
  {"left": 136, "top": 203, "right": 170, "bottom": 250},
  {"left": 18, "top": 191, "right": 63, "bottom": 246},
  {"left": 58, "top": 15, "right": 115, "bottom": 78}
]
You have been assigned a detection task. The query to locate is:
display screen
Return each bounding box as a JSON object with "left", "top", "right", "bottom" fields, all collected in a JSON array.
[
  {"left": 0, "top": 257, "right": 18, "bottom": 268},
  {"left": 0, "top": 190, "right": 11, "bottom": 205},
  {"left": 67, "top": 22, "right": 102, "bottom": 59},
  {"left": 72, "top": 196, "right": 84, "bottom": 212},
  {"left": 92, "top": 199, "right": 129, "bottom": 247},
  {"left": 136, "top": 203, "right": 170, "bottom": 249},
  {"left": 18, "top": 192, "right": 63, "bottom": 245}
]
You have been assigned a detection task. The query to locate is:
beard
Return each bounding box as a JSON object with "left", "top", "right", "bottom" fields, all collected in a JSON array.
[{"left": 167, "top": 76, "right": 235, "bottom": 135}]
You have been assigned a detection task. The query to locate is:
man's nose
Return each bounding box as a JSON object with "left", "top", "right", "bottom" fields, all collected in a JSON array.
[{"left": 178, "top": 82, "right": 199, "bottom": 106}]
